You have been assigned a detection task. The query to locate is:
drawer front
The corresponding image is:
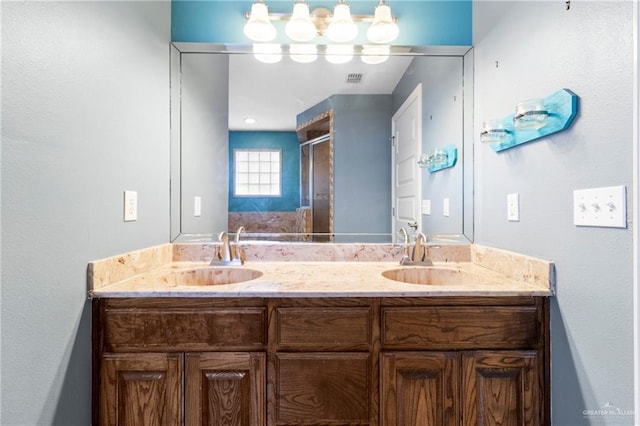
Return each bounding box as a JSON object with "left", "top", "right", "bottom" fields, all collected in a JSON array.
[
  {"left": 381, "top": 306, "right": 539, "bottom": 350},
  {"left": 104, "top": 307, "right": 266, "bottom": 351},
  {"left": 275, "top": 307, "right": 371, "bottom": 350}
]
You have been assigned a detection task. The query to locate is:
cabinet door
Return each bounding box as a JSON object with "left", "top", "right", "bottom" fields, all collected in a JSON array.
[
  {"left": 99, "top": 353, "right": 183, "bottom": 426},
  {"left": 462, "top": 351, "right": 541, "bottom": 426},
  {"left": 273, "top": 352, "right": 372, "bottom": 425},
  {"left": 185, "top": 352, "right": 266, "bottom": 426},
  {"left": 380, "top": 352, "right": 458, "bottom": 426}
]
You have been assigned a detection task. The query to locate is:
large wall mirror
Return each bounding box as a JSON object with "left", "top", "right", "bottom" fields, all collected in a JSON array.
[{"left": 170, "top": 43, "right": 474, "bottom": 243}]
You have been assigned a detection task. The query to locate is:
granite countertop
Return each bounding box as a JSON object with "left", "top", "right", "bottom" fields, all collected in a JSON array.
[{"left": 88, "top": 243, "right": 555, "bottom": 298}]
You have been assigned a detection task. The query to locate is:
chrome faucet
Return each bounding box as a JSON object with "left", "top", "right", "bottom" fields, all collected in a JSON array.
[
  {"left": 400, "top": 231, "right": 433, "bottom": 266},
  {"left": 210, "top": 227, "right": 245, "bottom": 266}
]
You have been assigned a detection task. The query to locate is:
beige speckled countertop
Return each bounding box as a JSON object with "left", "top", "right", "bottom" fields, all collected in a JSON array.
[{"left": 88, "top": 243, "right": 555, "bottom": 298}]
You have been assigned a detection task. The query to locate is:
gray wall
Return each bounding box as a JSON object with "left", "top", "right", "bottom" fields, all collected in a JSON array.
[
  {"left": 1, "top": 2, "right": 170, "bottom": 424},
  {"left": 298, "top": 94, "right": 393, "bottom": 235},
  {"left": 473, "top": 2, "right": 635, "bottom": 424},
  {"left": 393, "top": 56, "right": 465, "bottom": 236},
  {"left": 332, "top": 94, "right": 392, "bottom": 235},
  {"left": 180, "top": 53, "right": 229, "bottom": 235}
]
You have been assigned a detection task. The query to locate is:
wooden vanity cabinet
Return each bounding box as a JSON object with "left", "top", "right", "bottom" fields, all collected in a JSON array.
[
  {"left": 93, "top": 296, "right": 549, "bottom": 426},
  {"left": 268, "top": 298, "right": 377, "bottom": 425},
  {"left": 93, "top": 298, "right": 267, "bottom": 426},
  {"left": 379, "top": 297, "right": 549, "bottom": 426}
]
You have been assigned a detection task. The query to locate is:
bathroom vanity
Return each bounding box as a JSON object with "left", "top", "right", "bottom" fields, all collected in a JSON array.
[{"left": 89, "top": 243, "right": 553, "bottom": 426}]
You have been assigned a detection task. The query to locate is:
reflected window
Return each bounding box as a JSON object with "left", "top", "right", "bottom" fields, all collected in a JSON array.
[{"left": 233, "top": 149, "right": 282, "bottom": 196}]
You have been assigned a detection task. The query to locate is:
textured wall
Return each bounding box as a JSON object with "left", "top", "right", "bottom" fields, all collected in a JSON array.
[
  {"left": 1, "top": 2, "right": 170, "bottom": 424},
  {"left": 473, "top": 2, "right": 634, "bottom": 424}
]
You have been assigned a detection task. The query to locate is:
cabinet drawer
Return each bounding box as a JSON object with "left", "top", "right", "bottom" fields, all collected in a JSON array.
[
  {"left": 104, "top": 307, "right": 266, "bottom": 351},
  {"left": 381, "top": 306, "right": 539, "bottom": 350},
  {"left": 275, "top": 307, "right": 371, "bottom": 350}
]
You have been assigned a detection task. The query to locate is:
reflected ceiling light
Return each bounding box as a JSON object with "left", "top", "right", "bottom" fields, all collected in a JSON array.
[
  {"left": 367, "top": 0, "right": 399, "bottom": 44},
  {"left": 244, "top": 0, "right": 277, "bottom": 42},
  {"left": 253, "top": 43, "right": 283, "bottom": 64},
  {"left": 244, "top": 118, "right": 257, "bottom": 124},
  {"left": 325, "top": 44, "right": 353, "bottom": 64},
  {"left": 361, "top": 45, "right": 390, "bottom": 64},
  {"left": 285, "top": 1, "right": 317, "bottom": 42},
  {"left": 290, "top": 44, "right": 318, "bottom": 63},
  {"left": 326, "top": 1, "right": 358, "bottom": 43}
]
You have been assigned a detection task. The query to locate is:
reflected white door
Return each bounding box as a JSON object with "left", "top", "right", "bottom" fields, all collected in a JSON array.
[{"left": 391, "top": 84, "right": 422, "bottom": 239}]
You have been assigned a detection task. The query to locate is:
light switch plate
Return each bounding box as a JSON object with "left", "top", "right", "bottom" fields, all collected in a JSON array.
[
  {"left": 422, "top": 200, "right": 431, "bottom": 215},
  {"left": 573, "top": 185, "right": 627, "bottom": 228},
  {"left": 507, "top": 193, "right": 520, "bottom": 222},
  {"left": 443, "top": 198, "right": 450, "bottom": 217},
  {"left": 124, "top": 190, "right": 137, "bottom": 222}
]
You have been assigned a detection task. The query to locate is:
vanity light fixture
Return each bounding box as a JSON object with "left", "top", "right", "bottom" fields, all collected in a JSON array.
[{"left": 244, "top": 0, "right": 399, "bottom": 45}]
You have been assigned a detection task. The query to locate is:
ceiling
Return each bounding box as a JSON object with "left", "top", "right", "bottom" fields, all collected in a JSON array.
[{"left": 228, "top": 51, "right": 414, "bottom": 131}]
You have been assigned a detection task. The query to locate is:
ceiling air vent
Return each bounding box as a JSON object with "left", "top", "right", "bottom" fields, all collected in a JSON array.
[{"left": 346, "top": 73, "right": 364, "bottom": 84}]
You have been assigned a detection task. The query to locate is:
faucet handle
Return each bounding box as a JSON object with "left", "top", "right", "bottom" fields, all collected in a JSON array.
[{"left": 234, "top": 226, "right": 245, "bottom": 244}]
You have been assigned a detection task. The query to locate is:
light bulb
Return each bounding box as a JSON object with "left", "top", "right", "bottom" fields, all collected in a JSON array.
[
  {"left": 285, "top": 2, "right": 317, "bottom": 42},
  {"left": 326, "top": 44, "right": 353, "bottom": 64},
  {"left": 367, "top": 1, "right": 399, "bottom": 44},
  {"left": 290, "top": 44, "right": 318, "bottom": 63},
  {"left": 244, "top": 1, "right": 277, "bottom": 42},
  {"left": 326, "top": 2, "right": 358, "bottom": 43},
  {"left": 253, "top": 43, "right": 282, "bottom": 64}
]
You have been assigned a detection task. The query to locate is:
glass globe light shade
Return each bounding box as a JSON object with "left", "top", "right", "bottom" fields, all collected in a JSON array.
[
  {"left": 244, "top": 2, "right": 277, "bottom": 42},
  {"left": 366, "top": 3, "right": 399, "bottom": 44},
  {"left": 326, "top": 3, "right": 358, "bottom": 43},
  {"left": 290, "top": 44, "right": 318, "bottom": 63},
  {"left": 285, "top": 2, "right": 317, "bottom": 42}
]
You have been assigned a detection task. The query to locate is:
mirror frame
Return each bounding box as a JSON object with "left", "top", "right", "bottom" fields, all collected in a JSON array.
[{"left": 169, "top": 43, "right": 474, "bottom": 244}]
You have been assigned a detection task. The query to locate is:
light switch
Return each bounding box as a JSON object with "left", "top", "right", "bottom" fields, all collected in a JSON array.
[
  {"left": 124, "top": 190, "right": 137, "bottom": 222},
  {"left": 507, "top": 193, "right": 520, "bottom": 222},
  {"left": 194, "top": 196, "right": 202, "bottom": 217},
  {"left": 422, "top": 200, "right": 431, "bottom": 215},
  {"left": 573, "top": 185, "right": 626, "bottom": 228},
  {"left": 443, "top": 198, "right": 450, "bottom": 217}
]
